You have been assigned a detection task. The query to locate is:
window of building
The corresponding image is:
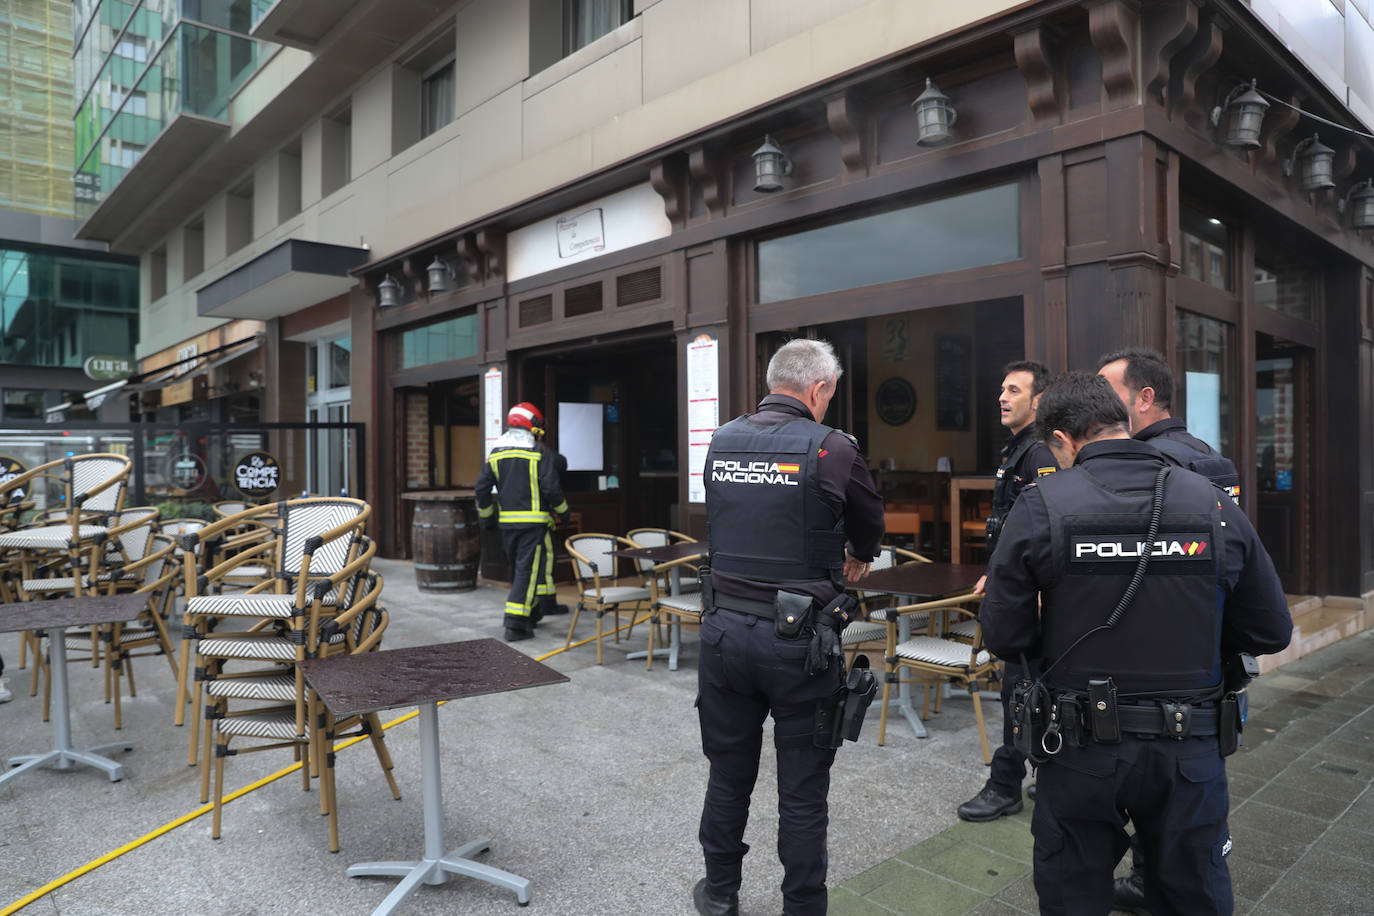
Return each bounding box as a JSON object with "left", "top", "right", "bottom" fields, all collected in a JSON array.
[
  {"left": 2, "top": 389, "right": 45, "bottom": 420},
  {"left": 565, "top": 0, "right": 632, "bottom": 54},
  {"left": 114, "top": 39, "right": 147, "bottom": 63},
  {"left": 757, "top": 183, "right": 1021, "bottom": 304},
  {"left": 226, "top": 179, "right": 253, "bottom": 254},
  {"left": 150, "top": 245, "right": 167, "bottom": 300},
  {"left": 398, "top": 313, "right": 478, "bottom": 369},
  {"left": 322, "top": 104, "right": 351, "bottom": 197},
  {"left": 1180, "top": 206, "right": 1230, "bottom": 291},
  {"left": 420, "top": 60, "right": 455, "bottom": 139},
  {"left": 1174, "top": 310, "right": 1233, "bottom": 458},
  {"left": 184, "top": 216, "right": 205, "bottom": 280},
  {"left": 328, "top": 337, "right": 351, "bottom": 389},
  {"left": 1254, "top": 247, "right": 1319, "bottom": 322}
]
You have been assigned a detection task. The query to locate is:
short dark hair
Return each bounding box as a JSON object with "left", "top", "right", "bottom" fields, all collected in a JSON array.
[
  {"left": 1097, "top": 347, "right": 1173, "bottom": 409},
  {"left": 1035, "top": 371, "right": 1129, "bottom": 443},
  {"left": 1002, "top": 359, "right": 1051, "bottom": 397}
]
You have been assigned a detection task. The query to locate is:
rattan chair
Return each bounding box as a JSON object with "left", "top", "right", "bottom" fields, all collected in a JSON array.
[
  {"left": 842, "top": 545, "right": 933, "bottom": 665},
  {"left": 563, "top": 533, "right": 652, "bottom": 664},
  {"left": 625, "top": 527, "right": 701, "bottom": 594}
]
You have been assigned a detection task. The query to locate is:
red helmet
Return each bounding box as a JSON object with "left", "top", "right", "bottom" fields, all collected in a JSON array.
[{"left": 506, "top": 402, "right": 544, "bottom": 434}]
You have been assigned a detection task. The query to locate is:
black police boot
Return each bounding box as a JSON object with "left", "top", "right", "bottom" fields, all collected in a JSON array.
[
  {"left": 1112, "top": 868, "right": 1147, "bottom": 914},
  {"left": 504, "top": 627, "right": 534, "bottom": 643},
  {"left": 956, "top": 785, "right": 1023, "bottom": 822},
  {"left": 692, "top": 878, "right": 739, "bottom": 916}
]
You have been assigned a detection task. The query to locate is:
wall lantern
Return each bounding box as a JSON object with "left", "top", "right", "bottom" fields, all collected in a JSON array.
[
  {"left": 426, "top": 256, "right": 454, "bottom": 293},
  {"left": 1284, "top": 134, "right": 1335, "bottom": 191},
  {"left": 377, "top": 274, "right": 401, "bottom": 307},
  {"left": 1210, "top": 79, "right": 1269, "bottom": 150},
  {"left": 752, "top": 135, "right": 792, "bottom": 193},
  {"left": 1339, "top": 180, "right": 1374, "bottom": 229},
  {"left": 912, "top": 78, "right": 957, "bottom": 146}
]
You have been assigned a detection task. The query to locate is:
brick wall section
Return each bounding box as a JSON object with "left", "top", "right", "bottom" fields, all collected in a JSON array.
[{"left": 404, "top": 391, "right": 429, "bottom": 487}]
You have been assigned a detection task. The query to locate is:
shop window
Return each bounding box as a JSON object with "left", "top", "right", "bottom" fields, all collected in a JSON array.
[
  {"left": 1174, "top": 310, "right": 1233, "bottom": 459},
  {"left": 327, "top": 337, "right": 351, "bottom": 389},
  {"left": 1254, "top": 248, "right": 1318, "bottom": 322},
  {"left": 616, "top": 267, "right": 661, "bottom": 306},
  {"left": 2, "top": 389, "right": 44, "bottom": 420},
  {"left": 398, "top": 312, "right": 478, "bottom": 369},
  {"left": 756, "top": 183, "right": 1020, "bottom": 304},
  {"left": 564, "top": 281, "right": 603, "bottom": 317},
  {"left": 519, "top": 294, "right": 553, "bottom": 327},
  {"left": 1180, "top": 206, "right": 1230, "bottom": 291}
]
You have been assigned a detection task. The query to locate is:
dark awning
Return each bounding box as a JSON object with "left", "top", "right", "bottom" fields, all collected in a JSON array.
[{"left": 196, "top": 239, "right": 369, "bottom": 321}]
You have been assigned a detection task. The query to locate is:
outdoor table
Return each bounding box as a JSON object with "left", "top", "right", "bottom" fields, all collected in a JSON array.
[
  {"left": 612, "top": 541, "right": 705, "bottom": 670},
  {"left": 298, "top": 638, "right": 568, "bottom": 914},
  {"left": 0, "top": 593, "right": 146, "bottom": 787},
  {"left": 851, "top": 562, "right": 985, "bottom": 739}
]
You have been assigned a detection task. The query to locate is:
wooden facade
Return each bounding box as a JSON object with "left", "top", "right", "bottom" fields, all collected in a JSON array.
[{"left": 355, "top": 0, "right": 1374, "bottom": 600}]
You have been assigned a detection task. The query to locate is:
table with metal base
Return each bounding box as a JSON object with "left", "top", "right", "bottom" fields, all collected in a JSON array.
[
  {"left": 614, "top": 542, "right": 704, "bottom": 670},
  {"left": 299, "top": 639, "right": 568, "bottom": 915},
  {"left": 851, "top": 562, "right": 986, "bottom": 740},
  {"left": 0, "top": 593, "right": 146, "bottom": 788}
]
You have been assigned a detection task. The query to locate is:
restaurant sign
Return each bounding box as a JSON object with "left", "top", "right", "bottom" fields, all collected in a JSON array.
[
  {"left": 83, "top": 355, "right": 134, "bottom": 381},
  {"left": 234, "top": 451, "right": 281, "bottom": 498},
  {"left": 0, "top": 455, "right": 28, "bottom": 499}
]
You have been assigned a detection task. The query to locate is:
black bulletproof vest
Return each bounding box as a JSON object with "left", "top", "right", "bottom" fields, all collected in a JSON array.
[
  {"left": 1036, "top": 466, "right": 1226, "bottom": 697},
  {"left": 705, "top": 414, "right": 845, "bottom": 582},
  {"left": 987, "top": 436, "right": 1036, "bottom": 554},
  {"left": 1151, "top": 437, "right": 1242, "bottom": 503}
]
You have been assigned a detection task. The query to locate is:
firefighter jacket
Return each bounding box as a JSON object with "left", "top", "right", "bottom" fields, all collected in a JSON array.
[
  {"left": 980, "top": 438, "right": 1292, "bottom": 699},
  {"left": 475, "top": 428, "right": 569, "bottom": 528}
]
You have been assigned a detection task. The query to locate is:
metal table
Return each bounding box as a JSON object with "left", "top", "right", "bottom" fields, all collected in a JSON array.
[
  {"left": 612, "top": 542, "right": 704, "bottom": 670},
  {"left": 0, "top": 593, "right": 147, "bottom": 787},
  {"left": 851, "top": 562, "right": 985, "bottom": 739},
  {"left": 299, "top": 639, "right": 568, "bottom": 914}
]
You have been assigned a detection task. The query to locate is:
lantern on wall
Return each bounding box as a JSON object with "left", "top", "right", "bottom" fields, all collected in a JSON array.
[
  {"left": 752, "top": 135, "right": 793, "bottom": 193},
  {"left": 426, "top": 257, "right": 453, "bottom": 294},
  {"left": 1284, "top": 135, "right": 1335, "bottom": 192},
  {"left": 912, "top": 78, "right": 957, "bottom": 146},
  {"left": 1211, "top": 80, "right": 1269, "bottom": 150},
  {"left": 377, "top": 274, "right": 401, "bottom": 307},
  {"left": 1340, "top": 180, "right": 1374, "bottom": 229}
]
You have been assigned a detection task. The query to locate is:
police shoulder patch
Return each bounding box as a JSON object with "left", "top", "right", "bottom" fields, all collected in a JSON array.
[
  {"left": 1037, "top": 466, "right": 1057, "bottom": 477},
  {"left": 835, "top": 430, "right": 859, "bottom": 446}
]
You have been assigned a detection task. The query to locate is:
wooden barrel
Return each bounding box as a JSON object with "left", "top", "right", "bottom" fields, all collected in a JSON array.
[{"left": 406, "top": 491, "right": 480, "bottom": 591}]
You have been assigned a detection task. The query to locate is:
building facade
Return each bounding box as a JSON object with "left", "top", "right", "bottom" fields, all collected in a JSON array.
[{"left": 74, "top": 0, "right": 1374, "bottom": 603}]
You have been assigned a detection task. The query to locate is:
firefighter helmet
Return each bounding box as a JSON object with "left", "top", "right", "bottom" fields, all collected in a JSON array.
[{"left": 507, "top": 402, "right": 544, "bottom": 435}]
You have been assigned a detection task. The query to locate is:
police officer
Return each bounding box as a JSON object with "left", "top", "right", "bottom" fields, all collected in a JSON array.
[
  {"left": 1099, "top": 347, "right": 1241, "bottom": 500},
  {"left": 980, "top": 372, "right": 1292, "bottom": 915},
  {"left": 693, "top": 338, "right": 884, "bottom": 916},
  {"left": 958, "top": 360, "right": 1059, "bottom": 822},
  {"left": 475, "top": 402, "right": 570, "bottom": 641}
]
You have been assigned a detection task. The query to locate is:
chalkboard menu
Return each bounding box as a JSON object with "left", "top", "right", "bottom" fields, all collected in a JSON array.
[{"left": 935, "top": 334, "right": 971, "bottom": 430}]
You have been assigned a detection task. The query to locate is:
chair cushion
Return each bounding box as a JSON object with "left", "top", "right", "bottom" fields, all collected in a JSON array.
[
  {"left": 841, "top": 621, "right": 887, "bottom": 645},
  {"left": 221, "top": 565, "right": 271, "bottom": 580},
  {"left": 945, "top": 619, "right": 978, "bottom": 641},
  {"left": 216, "top": 710, "right": 302, "bottom": 740},
  {"left": 584, "top": 586, "right": 650, "bottom": 604},
  {"left": 188, "top": 594, "right": 298, "bottom": 618},
  {"left": 207, "top": 675, "right": 296, "bottom": 702},
  {"left": 895, "top": 636, "right": 990, "bottom": 667},
  {"left": 657, "top": 594, "right": 703, "bottom": 614},
  {"left": 21, "top": 576, "right": 97, "bottom": 592},
  {"left": 0, "top": 524, "right": 108, "bottom": 548},
  {"left": 198, "top": 634, "right": 297, "bottom": 661}
]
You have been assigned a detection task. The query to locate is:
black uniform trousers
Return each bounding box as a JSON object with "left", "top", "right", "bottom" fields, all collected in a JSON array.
[
  {"left": 501, "top": 525, "right": 549, "bottom": 633},
  {"left": 988, "top": 661, "right": 1029, "bottom": 796},
  {"left": 697, "top": 608, "right": 844, "bottom": 916},
  {"left": 1032, "top": 734, "right": 1232, "bottom": 916}
]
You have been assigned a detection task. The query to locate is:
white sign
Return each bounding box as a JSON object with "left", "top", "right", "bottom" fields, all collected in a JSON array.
[
  {"left": 506, "top": 183, "right": 671, "bottom": 282},
  {"left": 174, "top": 343, "right": 199, "bottom": 376},
  {"left": 1184, "top": 371, "right": 1223, "bottom": 453},
  {"left": 686, "top": 334, "right": 720, "bottom": 504},
  {"left": 559, "top": 402, "right": 605, "bottom": 472},
  {"left": 483, "top": 366, "right": 504, "bottom": 457}
]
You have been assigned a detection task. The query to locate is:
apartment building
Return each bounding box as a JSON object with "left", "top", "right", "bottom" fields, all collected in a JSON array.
[
  {"left": 71, "top": 0, "right": 1374, "bottom": 605},
  {"left": 1, "top": 0, "right": 137, "bottom": 423}
]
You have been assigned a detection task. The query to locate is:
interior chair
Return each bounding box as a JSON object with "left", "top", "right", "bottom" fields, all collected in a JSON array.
[
  {"left": 876, "top": 598, "right": 999, "bottom": 763},
  {"left": 625, "top": 527, "right": 701, "bottom": 594},
  {"left": 842, "top": 545, "right": 933, "bottom": 666},
  {"left": 563, "top": 533, "right": 652, "bottom": 665}
]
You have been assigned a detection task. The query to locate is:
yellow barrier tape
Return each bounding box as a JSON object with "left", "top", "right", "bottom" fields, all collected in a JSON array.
[{"left": 2, "top": 613, "right": 651, "bottom": 913}]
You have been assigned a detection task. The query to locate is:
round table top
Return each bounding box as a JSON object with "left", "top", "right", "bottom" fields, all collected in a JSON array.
[{"left": 402, "top": 489, "right": 476, "bottom": 501}]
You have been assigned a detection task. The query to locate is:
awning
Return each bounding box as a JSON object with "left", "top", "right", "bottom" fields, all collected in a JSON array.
[
  {"left": 44, "top": 402, "right": 73, "bottom": 424},
  {"left": 124, "top": 336, "right": 264, "bottom": 405},
  {"left": 196, "top": 239, "right": 368, "bottom": 321},
  {"left": 84, "top": 378, "right": 130, "bottom": 411}
]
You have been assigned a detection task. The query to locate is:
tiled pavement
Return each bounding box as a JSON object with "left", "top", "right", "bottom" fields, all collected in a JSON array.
[{"left": 830, "top": 628, "right": 1374, "bottom": 915}]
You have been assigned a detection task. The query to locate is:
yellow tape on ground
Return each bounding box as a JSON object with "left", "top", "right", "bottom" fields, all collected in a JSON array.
[{"left": 2, "top": 614, "right": 650, "bottom": 913}]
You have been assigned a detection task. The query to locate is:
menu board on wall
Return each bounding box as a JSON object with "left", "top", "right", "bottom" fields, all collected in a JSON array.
[
  {"left": 686, "top": 334, "right": 720, "bottom": 504},
  {"left": 935, "top": 334, "right": 971, "bottom": 430},
  {"left": 483, "top": 367, "right": 503, "bottom": 457}
]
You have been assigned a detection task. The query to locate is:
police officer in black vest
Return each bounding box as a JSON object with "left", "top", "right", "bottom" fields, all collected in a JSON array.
[
  {"left": 958, "top": 360, "right": 1059, "bottom": 822},
  {"left": 693, "top": 338, "right": 884, "bottom": 916},
  {"left": 980, "top": 373, "right": 1291, "bottom": 915}
]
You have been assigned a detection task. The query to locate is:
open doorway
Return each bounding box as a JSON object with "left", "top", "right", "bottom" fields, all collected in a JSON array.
[{"left": 1255, "top": 333, "right": 1313, "bottom": 594}]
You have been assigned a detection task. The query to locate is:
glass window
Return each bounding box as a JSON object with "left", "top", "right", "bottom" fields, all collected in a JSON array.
[
  {"left": 565, "top": 0, "right": 632, "bottom": 54},
  {"left": 306, "top": 342, "right": 318, "bottom": 393},
  {"left": 1254, "top": 248, "right": 1318, "bottom": 322},
  {"left": 1174, "top": 310, "right": 1233, "bottom": 458},
  {"left": 1179, "top": 206, "right": 1230, "bottom": 291},
  {"left": 0, "top": 247, "right": 138, "bottom": 369},
  {"left": 398, "top": 313, "right": 478, "bottom": 369},
  {"left": 2, "top": 390, "right": 45, "bottom": 420},
  {"left": 757, "top": 184, "right": 1020, "bottom": 304},
  {"left": 327, "top": 337, "right": 351, "bottom": 389},
  {"left": 420, "top": 61, "right": 454, "bottom": 139}
]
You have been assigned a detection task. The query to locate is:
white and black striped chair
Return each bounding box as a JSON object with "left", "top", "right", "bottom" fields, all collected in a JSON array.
[
  {"left": 626, "top": 527, "right": 701, "bottom": 594},
  {"left": 842, "top": 545, "right": 933, "bottom": 665},
  {"left": 564, "top": 534, "right": 652, "bottom": 665}
]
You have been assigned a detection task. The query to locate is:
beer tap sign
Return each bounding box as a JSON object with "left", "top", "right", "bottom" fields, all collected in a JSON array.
[{"left": 233, "top": 451, "right": 281, "bottom": 499}]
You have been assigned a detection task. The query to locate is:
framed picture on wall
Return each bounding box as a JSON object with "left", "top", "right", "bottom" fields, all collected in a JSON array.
[{"left": 935, "top": 334, "right": 971, "bottom": 430}]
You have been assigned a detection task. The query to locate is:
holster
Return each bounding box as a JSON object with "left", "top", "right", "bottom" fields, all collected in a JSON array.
[
  {"left": 1011, "top": 677, "right": 1056, "bottom": 766},
  {"left": 699, "top": 568, "right": 714, "bottom": 611},
  {"left": 813, "top": 656, "right": 878, "bottom": 748},
  {"left": 1218, "top": 692, "right": 1241, "bottom": 757}
]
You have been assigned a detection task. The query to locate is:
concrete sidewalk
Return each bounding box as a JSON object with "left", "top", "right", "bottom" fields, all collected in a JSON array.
[{"left": 0, "top": 558, "right": 1369, "bottom": 915}]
